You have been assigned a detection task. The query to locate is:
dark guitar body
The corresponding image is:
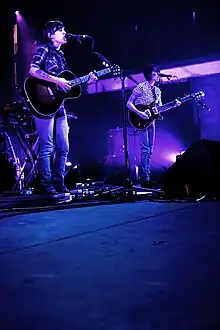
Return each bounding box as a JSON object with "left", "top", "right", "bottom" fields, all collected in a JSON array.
[
  {"left": 128, "top": 103, "right": 163, "bottom": 130},
  {"left": 24, "top": 70, "right": 82, "bottom": 118}
]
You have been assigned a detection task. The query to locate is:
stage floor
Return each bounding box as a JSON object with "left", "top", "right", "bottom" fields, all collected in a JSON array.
[{"left": 0, "top": 196, "right": 220, "bottom": 330}]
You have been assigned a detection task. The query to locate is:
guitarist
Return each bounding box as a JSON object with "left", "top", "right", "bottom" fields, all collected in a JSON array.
[
  {"left": 28, "top": 20, "right": 97, "bottom": 196},
  {"left": 127, "top": 64, "right": 181, "bottom": 188}
]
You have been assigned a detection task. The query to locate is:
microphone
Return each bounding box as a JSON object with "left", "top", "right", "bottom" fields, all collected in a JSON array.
[
  {"left": 159, "top": 73, "right": 176, "bottom": 78},
  {"left": 66, "top": 33, "right": 89, "bottom": 43}
]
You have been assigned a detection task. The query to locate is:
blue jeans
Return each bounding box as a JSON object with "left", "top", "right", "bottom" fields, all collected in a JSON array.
[
  {"left": 34, "top": 111, "right": 69, "bottom": 192},
  {"left": 139, "top": 122, "right": 155, "bottom": 181}
]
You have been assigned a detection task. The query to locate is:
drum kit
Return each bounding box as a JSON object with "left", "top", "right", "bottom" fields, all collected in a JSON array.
[{"left": 0, "top": 87, "right": 39, "bottom": 194}]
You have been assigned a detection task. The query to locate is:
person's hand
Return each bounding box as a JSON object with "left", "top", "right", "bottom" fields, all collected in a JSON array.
[
  {"left": 55, "top": 77, "right": 71, "bottom": 92},
  {"left": 138, "top": 111, "right": 150, "bottom": 120},
  {"left": 174, "top": 99, "right": 182, "bottom": 107},
  {"left": 88, "top": 72, "right": 98, "bottom": 84}
]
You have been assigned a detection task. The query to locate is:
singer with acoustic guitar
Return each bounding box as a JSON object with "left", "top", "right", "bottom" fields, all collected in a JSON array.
[
  {"left": 127, "top": 64, "right": 182, "bottom": 188},
  {"left": 27, "top": 20, "right": 97, "bottom": 197}
]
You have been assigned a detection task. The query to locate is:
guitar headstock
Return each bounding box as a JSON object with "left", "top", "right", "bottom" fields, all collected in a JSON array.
[
  {"left": 109, "top": 64, "right": 121, "bottom": 76},
  {"left": 192, "top": 91, "right": 205, "bottom": 101}
]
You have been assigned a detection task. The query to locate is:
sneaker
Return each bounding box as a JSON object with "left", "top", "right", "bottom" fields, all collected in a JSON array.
[
  {"left": 54, "top": 185, "right": 70, "bottom": 194},
  {"left": 41, "top": 189, "right": 60, "bottom": 197}
]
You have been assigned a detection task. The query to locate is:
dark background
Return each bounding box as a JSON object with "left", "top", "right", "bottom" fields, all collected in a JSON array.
[{"left": 1, "top": 1, "right": 220, "bottom": 90}]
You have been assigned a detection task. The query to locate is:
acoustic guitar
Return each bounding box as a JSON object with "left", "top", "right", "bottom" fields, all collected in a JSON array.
[{"left": 24, "top": 64, "right": 120, "bottom": 118}]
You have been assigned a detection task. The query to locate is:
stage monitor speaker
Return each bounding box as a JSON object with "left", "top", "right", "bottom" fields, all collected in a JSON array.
[{"left": 159, "top": 139, "right": 220, "bottom": 198}]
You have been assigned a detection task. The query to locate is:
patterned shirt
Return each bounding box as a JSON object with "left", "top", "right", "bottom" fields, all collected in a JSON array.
[
  {"left": 128, "top": 81, "right": 162, "bottom": 107},
  {"left": 30, "top": 42, "right": 68, "bottom": 117},
  {"left": 30, "top": 42, "right": 67, "bottom": 75}
]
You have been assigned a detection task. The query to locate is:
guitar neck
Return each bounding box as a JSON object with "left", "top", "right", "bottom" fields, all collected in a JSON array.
[
  {"left": 70, "top": 68, "right": 111, "bottom": 87},
  {"left": 158, "top": 95, "right": 192, "bottom": 113}
]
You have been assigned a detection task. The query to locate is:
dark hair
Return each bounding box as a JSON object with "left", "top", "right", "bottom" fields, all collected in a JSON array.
[
  {"left": 42, "top": 20, "right": 65, "bottom": 41},
  {"left": 143, "top": 64, "right": 160, "bottom": 81}
]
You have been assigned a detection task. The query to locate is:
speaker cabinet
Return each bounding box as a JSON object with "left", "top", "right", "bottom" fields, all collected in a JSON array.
[{"left": 159, "top": 139, "right": 220, "bottom": 198}]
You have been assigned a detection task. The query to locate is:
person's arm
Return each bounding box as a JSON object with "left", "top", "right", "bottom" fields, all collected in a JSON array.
[
  {"left": 127, "top": 85, "right": 142, "bottom": 115},
  {"left": 29, "top": 45, "right": 58, "bottom": 83},
  {"left": 157, "top": 90, "right": 162, "bottom": 106},
  {"left": 29, "top": 44, "right": 71, "bottom": 90},
  {"left": 29, "top": 66, "right": 59, "bottom": 84},
  {"left": 156, "top": 89, "right": 181, "bottom": 108},
  {"left": 127, "top": 85, "right": 149, "bottom": 119}
]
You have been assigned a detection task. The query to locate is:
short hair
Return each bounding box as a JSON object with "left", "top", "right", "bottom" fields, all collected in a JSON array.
[
  {"left": 143, "top": 64, "right": 160, "bottom": 81},
  {"left": 42, "top": 20, "right": 65, "bottom": 41}
]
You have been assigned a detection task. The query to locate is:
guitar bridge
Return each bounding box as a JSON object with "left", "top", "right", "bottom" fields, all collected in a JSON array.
[{"left": 47, "top": 87, "right": 54, "bottom": 96}]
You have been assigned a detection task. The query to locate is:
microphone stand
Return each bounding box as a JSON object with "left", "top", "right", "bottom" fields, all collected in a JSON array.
[
  {"left": 119, "top": 70, "right": 139, "bottom": 188},
  {"left": 120, "top": 70, "right": 129, "bottom": 174},
  {"left": 95, "top": 52, "right": 139, "bottom": 188},
  {"left": 166, "top": 75, "right": 211, "bottom": 141},
  {"left": 195, "top": 99, "right": 211, "bottom": 140}
]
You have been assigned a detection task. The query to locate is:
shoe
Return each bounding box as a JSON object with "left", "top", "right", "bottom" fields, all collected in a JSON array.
[
  {"left": 54, "top": 185, "right": 70, "bottom": 194},
  {"left": 41, "top": 189, "right": 60, "bottom": 197}
]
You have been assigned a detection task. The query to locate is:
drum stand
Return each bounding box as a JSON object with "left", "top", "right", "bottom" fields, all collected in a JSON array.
[{"left": 12, "top": 124, "right": 39, "bottom": 191}]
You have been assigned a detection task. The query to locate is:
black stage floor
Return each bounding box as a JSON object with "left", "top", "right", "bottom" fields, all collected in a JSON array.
[{"left": 0, "top": 186, "right": 220, "bottom": 330}]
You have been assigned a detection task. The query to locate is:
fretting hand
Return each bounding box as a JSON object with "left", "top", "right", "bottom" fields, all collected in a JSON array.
[
  {"left": 88, "top": 72, "right": 98, "bottom": 84},
  {"left": 174, "top": 99, "right": 182, "bottom": 107},
  {"left": 138, "top": 111, "right": 150, "bottom": 120}
]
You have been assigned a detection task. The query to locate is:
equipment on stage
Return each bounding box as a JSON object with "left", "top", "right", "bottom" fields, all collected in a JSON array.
[
  {"left": 128, "top": 91, "right": 205, "bottom": 130},
  {"left": 0, "top": 94, "right": 82, "bottom": 194},
  {"left": 0, "top": 100, "right": 39, "bottom": 193},
  {"left": 23, "top": 65, "right": 120, "bottom": 118}
]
